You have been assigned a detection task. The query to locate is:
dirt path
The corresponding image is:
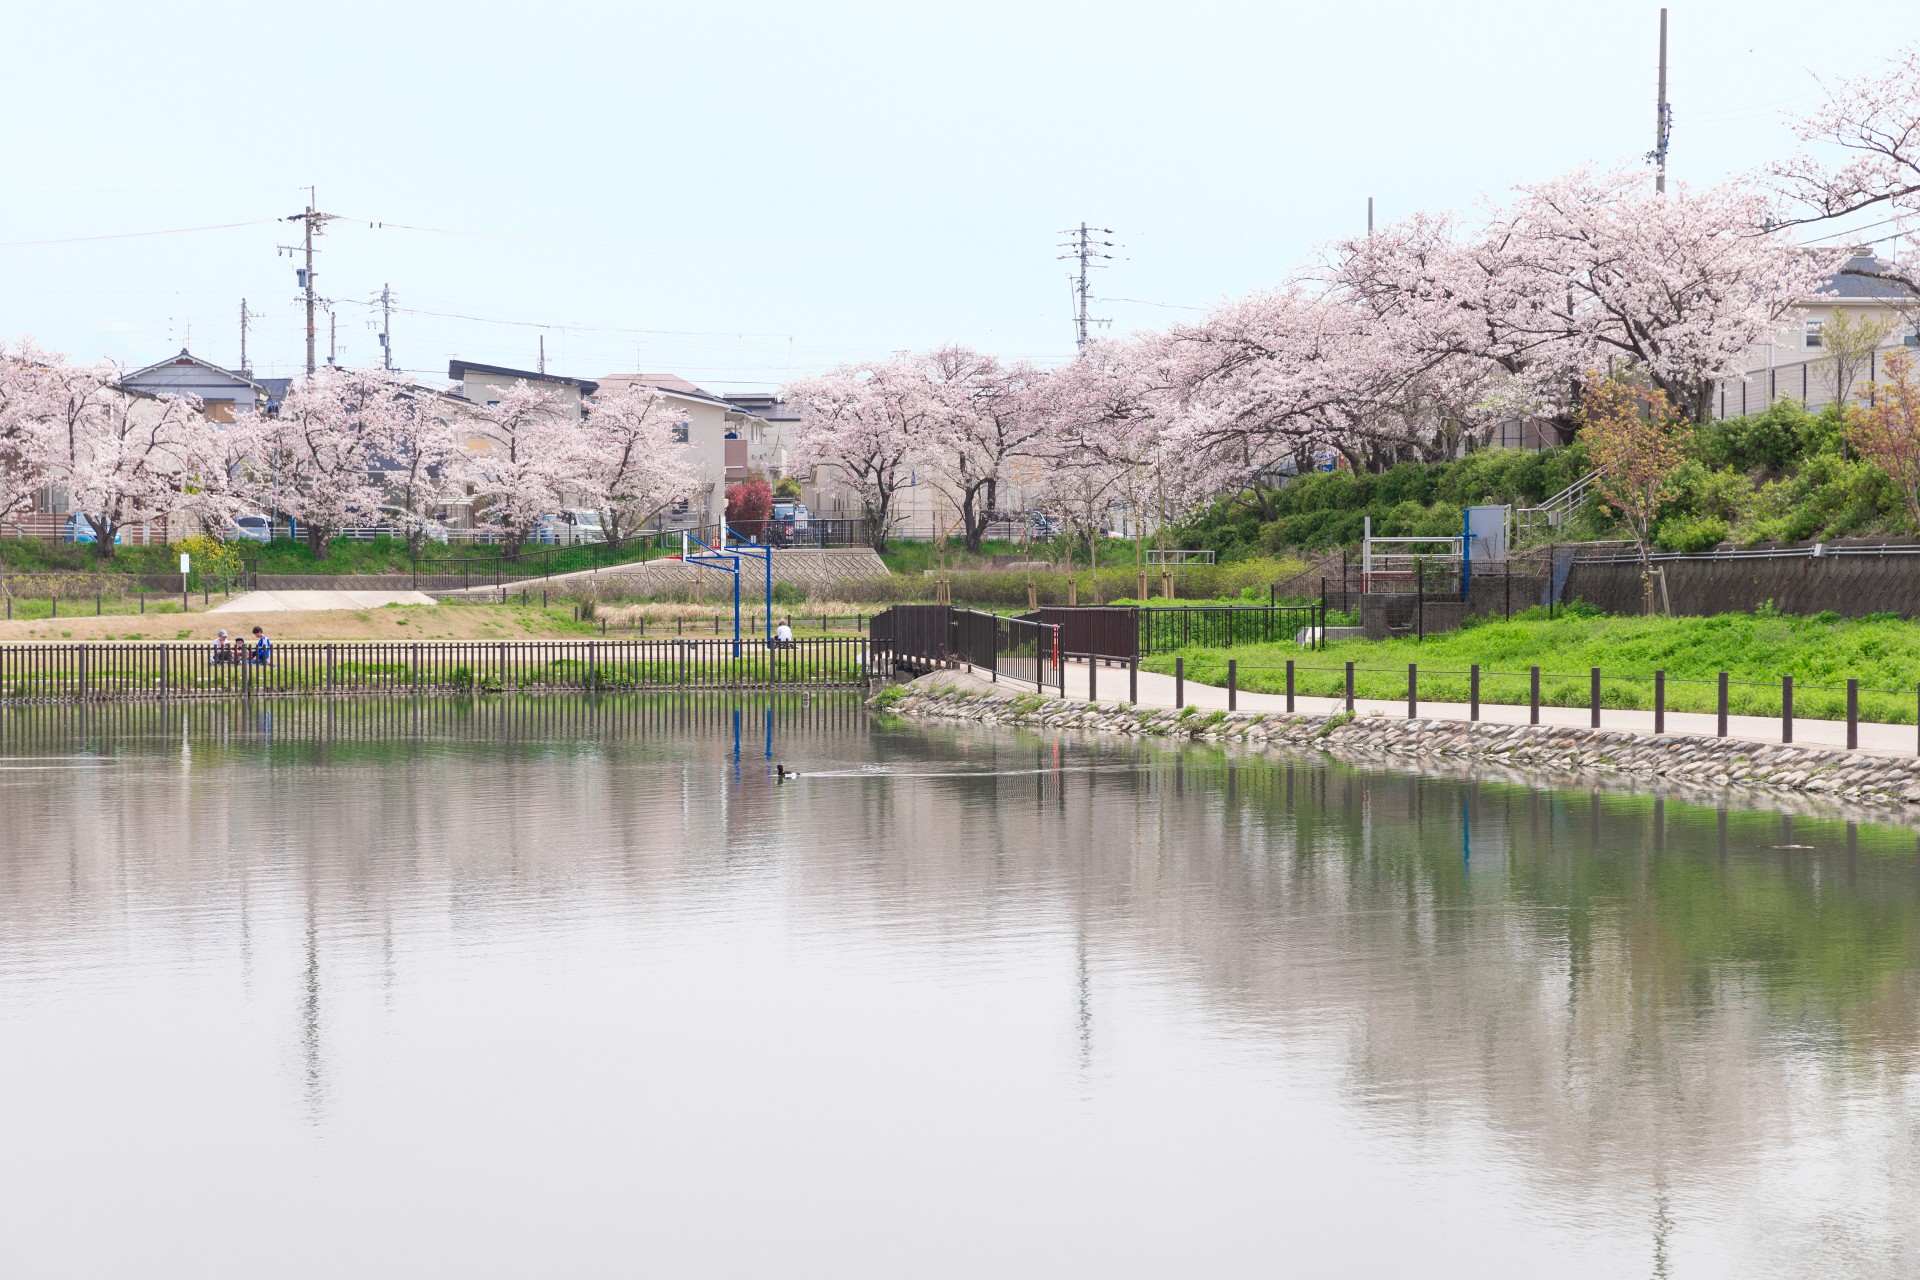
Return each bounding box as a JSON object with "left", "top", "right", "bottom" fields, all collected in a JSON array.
[{"left": 0, "top": 603, "right": 589, "bottom": 643}]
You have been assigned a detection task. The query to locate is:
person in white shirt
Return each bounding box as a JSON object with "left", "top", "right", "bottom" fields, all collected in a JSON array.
[{"left": 774, "top": 621, "right": 794, "bottom": 649}]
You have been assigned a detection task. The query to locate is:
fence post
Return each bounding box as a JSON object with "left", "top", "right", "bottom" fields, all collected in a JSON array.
[
  {"left": 78, "top": 646, "right": 87, "bottom": 702},
  {"left": 1591, "top": 667, "right": 1601, "bottom": 729},
  {"left": 1227, "top": 659, "right": 1236, "bottom": 711},
  {"left": 1088, "top": 655, "right": 1097, "bottom": 703},
  {"left": 1530, "top": 666, "right": 1540, "bottom": 725},
  {"left": 1129, "top": 652, "right": 1138, "bottom": 705},
  {"left": 159, "top": 644, "right": 169, "bottom": 700},
  {"left": 1175, "top": 657, "right": 1184, "bottom": 710},
  {"left": 1407, "top": 662, "right": 1417, "bottom": 719},
  {"left": 1286, "top": 659, "right": 1295, "bottom": 713},
  {"left": 1470, "top": 664, "right": 1480, "bottom": 721},
  {"left": 1782, "top": 675, "right": 1793, "bottom": 744},
  {"left": 1847, "top": 678, "right": 1859, "bottom": 750},
  {"left": 1345, "top": 661, "right": 1355, "bottom": 713},
  {"left": 1717, "top": 672, "right": 1729, "bottom": 737},
  {"left": 1416, "top": 563, "right": 1425, "bottom": 640},
  {"left": 1319, "top": 579, "right": 1326, "bottom": 650}
]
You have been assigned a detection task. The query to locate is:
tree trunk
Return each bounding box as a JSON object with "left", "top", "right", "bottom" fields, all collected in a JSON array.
[
  {"left": 960, "top": 485, "right": 989, "bottom": 555},
  {"left": 89, "top": 515, "right": 116, "bottom": 563},
  {"left": 306, "top": 525, "right": 331, "bottom": 560}
]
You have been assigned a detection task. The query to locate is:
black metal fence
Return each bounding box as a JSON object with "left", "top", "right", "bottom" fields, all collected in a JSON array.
[
  {"left": 1135, "top": 605, "right": 1324, "bottom": 655},
  {"left": 0, "top": 639, "right": 879, "bottom": 704},
  {"left": 1152, "top": 656, "right": 1920, "bottom": 753}
]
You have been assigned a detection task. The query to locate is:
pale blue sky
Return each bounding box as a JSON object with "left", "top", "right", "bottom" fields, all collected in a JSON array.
[{"left": 0, "top": 0, "right": 1900, "bottom": 391}]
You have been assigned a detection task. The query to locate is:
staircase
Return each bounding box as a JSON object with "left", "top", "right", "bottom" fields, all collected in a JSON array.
[{"left": 1518, "top": 467, "right": 1606, "bottom": 532}]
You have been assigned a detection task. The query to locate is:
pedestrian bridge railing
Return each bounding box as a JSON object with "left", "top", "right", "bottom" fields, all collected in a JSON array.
[{"left": 0, "top": 638, "right": 881, "bottom": 704}]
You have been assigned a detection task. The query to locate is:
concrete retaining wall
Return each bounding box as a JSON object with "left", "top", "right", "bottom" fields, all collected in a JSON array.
[{"left": 879, "top": 679, "right": 1920, "bottom": 810}]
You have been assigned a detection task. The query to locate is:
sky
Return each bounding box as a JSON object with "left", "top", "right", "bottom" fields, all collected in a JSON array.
[{"left": 0, "top": 0, "right": 1904, "bottom": 393}]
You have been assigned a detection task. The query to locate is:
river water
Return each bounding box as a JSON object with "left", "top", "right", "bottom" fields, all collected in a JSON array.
[{"left": 1, "top": 697, "right": 1917, "bottom": 1277}]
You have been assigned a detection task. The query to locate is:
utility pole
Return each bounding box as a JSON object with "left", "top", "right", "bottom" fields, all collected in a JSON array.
[
  {"left": 237, "top": 298, "right": 264, "bottom": 374},
  {"left": 538, "top": 333, "right": 546, "bottom": 375},
  {"left": 1057, "top": 223, "right": 1113, "bottom": 350},
  {"left": 377, "top": 283, "right": 394, "bottom": 372},
  {"left": 281, "top": 188, "right": 338, "bottom": 375},
  {"left": 327, "top": 307, "right": 338, "bottom": 366},
  {"left": 1649, "top": 8, "right": 1672, "bottom": 194},
  {"left": 1367, "top": 196, "right": 1374, "bottom": 236}
]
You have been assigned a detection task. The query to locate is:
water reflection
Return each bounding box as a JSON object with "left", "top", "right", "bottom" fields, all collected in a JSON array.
[{"left": 0, "top": 697, "right": 1917, "bottom": 1277}]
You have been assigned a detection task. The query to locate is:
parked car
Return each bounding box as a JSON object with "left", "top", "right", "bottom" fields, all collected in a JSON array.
[
  {"left": 62, "top": 514, "right": 119, "bottom": 545},
  {"left": 230, "top": 514, "right": 274, "bottom": 542},
  {"left": 1028, "top": 513, "right": 1062, "bottom": 539},
  {"left": 533, "top": 509, "right": 607, "bottom": 546}
]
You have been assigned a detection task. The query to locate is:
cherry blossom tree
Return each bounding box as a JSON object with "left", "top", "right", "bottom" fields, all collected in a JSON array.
[
  {"left": 1498, "top": 170, "right": 1837, "bottom": 424},
  {"left": 1772, "top": 45, "right": 1920, "bottom": 297},
  {"left": 257, "top": 368, "right": 404, "bottom": 558},
  {"left": 576, "top": 381, "right": 701, "bottom": 549},
  {"left": 1332, "top": 169, "right": 1836, "bottom": 435},
  {"left": 31, "top": 360, "right": 223, "bottom": 562},
  {"left": 376, "top": 389, "right": 470, "bottom": 556},
  {"left": 0, "top": 342, "right": 55, "bottom": 530},
  {"left": 786, "top": 359, "right": 929, "bottom": 553},
  {"left": 912, "top": 347, "right": 1049, "bottom": 553},
  {"left": 466, "top": 380, "right": 571, "bottom": 555}
]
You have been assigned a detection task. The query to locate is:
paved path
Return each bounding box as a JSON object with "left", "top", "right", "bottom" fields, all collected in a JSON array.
[
  {"left": 1043, "top": 659, "right": 1920, "bottom": 760},
  {"left": 210, "top": 590, "right": 439, "bottom": 613}
]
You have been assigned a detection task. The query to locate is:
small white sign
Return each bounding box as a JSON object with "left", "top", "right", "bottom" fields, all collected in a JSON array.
[{"left": 180, "top": 553, "right": 190, "bottom": 574}]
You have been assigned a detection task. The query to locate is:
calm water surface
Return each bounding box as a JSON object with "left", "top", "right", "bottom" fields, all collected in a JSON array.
[{"left": 2, "top": 697, "right": 1919, "bottom": 1278}]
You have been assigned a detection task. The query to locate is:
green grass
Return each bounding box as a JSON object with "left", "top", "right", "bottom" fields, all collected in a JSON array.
[
  {"left": 0, "top": 534, "right": 679, "bottom": 577},
  {"left": 1143, "top": 608, "right": 1920, "bottom": 724}
]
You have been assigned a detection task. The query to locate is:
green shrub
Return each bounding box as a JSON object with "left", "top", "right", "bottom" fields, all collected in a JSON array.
[
  {"left": 1654, "top": 514, "right": 1729, "bottom": 553},
  {"left": 771, "top": 581, "right": 807, "bottom": 607}
]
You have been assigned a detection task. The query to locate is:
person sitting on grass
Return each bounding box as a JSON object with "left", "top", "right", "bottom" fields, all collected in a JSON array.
[
  {"left": 231, "top": 635, "right": 250, "bottom": 665},
  {"left": 774, "top": 620, "right": 795, "bottom": 650},
  {"left": 211, "top": 629, "right": 231, "bottom": 665},
  {"left": 250, "top": 625, "right": 272, "bottom": 666}
]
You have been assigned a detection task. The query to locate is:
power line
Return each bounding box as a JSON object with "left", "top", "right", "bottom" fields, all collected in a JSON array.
[{"left": 0, "top": 218, "right": 278, "bottom": 250}]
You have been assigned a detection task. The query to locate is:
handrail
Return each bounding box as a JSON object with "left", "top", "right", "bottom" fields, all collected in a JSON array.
[{"left": 1518, "top": 466, "right": 1608, "bottom": 529}]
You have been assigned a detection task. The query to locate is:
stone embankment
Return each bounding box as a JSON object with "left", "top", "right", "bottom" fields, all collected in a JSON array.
[{"left": 878, "top": 676, "right": 1920, "bottom": 809}]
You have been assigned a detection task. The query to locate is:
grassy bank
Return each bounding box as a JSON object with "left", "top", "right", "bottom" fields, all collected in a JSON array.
[
  {"left": 1142, "top": 608, "right": 1920, "bottom": 724},
  {"left": 0, "top": 535, "right": 675, "bottom": 577}
]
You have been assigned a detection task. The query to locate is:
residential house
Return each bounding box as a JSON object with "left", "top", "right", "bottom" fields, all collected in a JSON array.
[
  {"left": 447, "top": 359, "right": 596, "bottom": 419},
  {"left": 1718, "top": 249, "right": 1920, "bottom": 417},
  {"left": 121, "top": 349, "right": 281, "bottom": 421},
  {"left": 595, "top": 374, "right": 781, "bottom": 530}
]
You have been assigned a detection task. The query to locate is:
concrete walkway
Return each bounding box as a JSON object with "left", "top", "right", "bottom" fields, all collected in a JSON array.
[
  {"left": 1043, "top": 659, "right": 1920, "bottom": 760},
  {"left": 210, "top": 590, "right": 439, "bottom": 612}
]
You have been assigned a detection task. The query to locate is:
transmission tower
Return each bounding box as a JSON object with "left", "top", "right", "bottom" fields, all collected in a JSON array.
[{"left": 1057, "top": 223, "right": 1113, "bottom": 350}]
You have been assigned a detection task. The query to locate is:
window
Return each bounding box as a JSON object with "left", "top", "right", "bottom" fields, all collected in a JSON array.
[
  {"left": 673, "top": 422, "right": 689, "bottom": 444},
  {"left": 1805, "top": 319, "right": 1825, "bottom": 349}
]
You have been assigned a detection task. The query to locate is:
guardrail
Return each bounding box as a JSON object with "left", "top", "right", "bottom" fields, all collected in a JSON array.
[{"left": 0, "top": 639, "right": 879, "bottom": 703}]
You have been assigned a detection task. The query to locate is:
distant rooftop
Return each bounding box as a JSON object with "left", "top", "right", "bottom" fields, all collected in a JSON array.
[
  {"left": 1815, "top": 250, "right": 1918, "bottom": 303},
  {"left": 594, "top": 372, "right": 737, "bottom": 409},
  {"left": 447, "top": 359, "right": 598, "bottom": 395}
]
